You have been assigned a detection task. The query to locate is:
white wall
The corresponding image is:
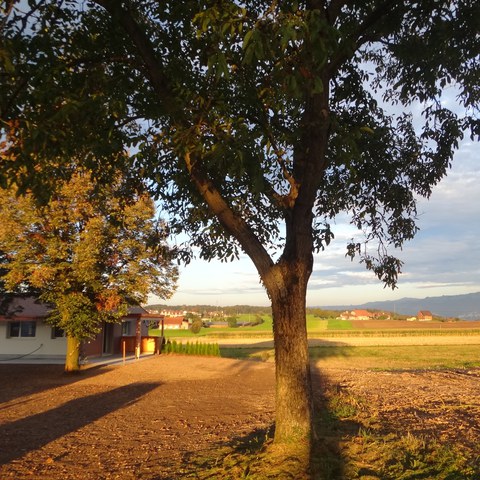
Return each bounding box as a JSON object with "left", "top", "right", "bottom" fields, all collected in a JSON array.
[{"left": 0, "top": 320, "right": 66, "bottom": 356}]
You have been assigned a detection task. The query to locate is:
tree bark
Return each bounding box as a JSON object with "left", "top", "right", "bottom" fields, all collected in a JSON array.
[
  {"left": 64, "top": 335, "right": 81, "bottom": 373},
  {"left": 267, "top": 262, "right": 314, "bottom": 446}
]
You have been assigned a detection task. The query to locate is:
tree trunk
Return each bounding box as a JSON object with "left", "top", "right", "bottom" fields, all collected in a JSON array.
[
  {"left": 65, "top": 335, "right": 81, "bottom": 373},
  {"left": 135, "top": 317, "right": 141, "bottom": 359},
  {"left": 268, "top": 265, "right": 314, "bottom": 446}
]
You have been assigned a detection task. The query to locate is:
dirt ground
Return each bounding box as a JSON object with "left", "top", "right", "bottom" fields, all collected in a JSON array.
[{"left": 1, "top": 354, "right": 479, "bottom": 479}]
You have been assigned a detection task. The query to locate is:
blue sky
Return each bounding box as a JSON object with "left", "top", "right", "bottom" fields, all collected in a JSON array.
[{"left": 156, "top": 133, "right": 479, "bottom": 308}]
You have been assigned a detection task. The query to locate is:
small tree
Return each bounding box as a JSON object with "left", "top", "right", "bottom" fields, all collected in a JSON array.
[
  {"left": 226, "top": 316, "right": 238, "bottom": 328},
  {"left": 0, "top": 170, "right": 178, "bottom": 372},
  {"left": 190, "top": 318, "right": 203, "bottom": 334},
  {"left": 251, "top": 315, "right": 265, "bottom": 326}
]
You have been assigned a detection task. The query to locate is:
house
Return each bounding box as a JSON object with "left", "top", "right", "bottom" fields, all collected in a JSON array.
[
  {"left": 0, "top": 296, "right": 162, "bottom": 361},
  {"left": 0, "top": 296, "right": 65, "bottom": 358},
  {"left": 417, "top": 310, "right": 433, "bottom": 321},
  {"left": 162, "top": 315, "right": 189, "bottom": 330},
  {"left": 339, "top": 309, "right": 374, "bottom": 320},
  {"left": 158, "top": 309, "right": 185, "bottom": 317}
]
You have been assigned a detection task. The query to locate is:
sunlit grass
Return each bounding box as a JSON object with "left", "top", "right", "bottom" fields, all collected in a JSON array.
[
  {"left": 310, "top": 344, "right": 480, "bottom": 370},
  {"left": 326, "top": 319, "right": 353, "bottom": 330},
  {"left": 220, "top": 344, "right": 480, "bottom": 370},
  {"left": 152, "top": 314, "right": 480, "bottom": 340}
]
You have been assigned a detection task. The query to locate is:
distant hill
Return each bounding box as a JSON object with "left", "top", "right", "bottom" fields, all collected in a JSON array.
[{"left": 321, "top": 292, "right": 480, "bottom": 319}]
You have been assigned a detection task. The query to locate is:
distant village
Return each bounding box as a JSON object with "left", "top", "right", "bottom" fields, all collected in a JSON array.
[
  {"left": 145, "top": 307, "right": 260, "bottom": 330},
  {"left": 145, "top": 306, "right": 437, "bottom": 330},
  {"left": 337, "top": 309, "right": 434, "bottom": 322},
  {"left": 0, "top": 296, "right": 469, "bottom": 363}
]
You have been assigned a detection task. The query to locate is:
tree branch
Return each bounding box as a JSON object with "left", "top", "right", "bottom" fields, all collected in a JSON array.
[
  {"left": 328, "top": 0, "right": 402, "bottom": 76},
  {"left": 93, "top": 0, "right": 183, "bottom": 117},
  {"left": 95, "top": 0, "right": 276, "bottom": 279},
  {"left": 184, "top": 151, "right": 274, "bottom": 277}
]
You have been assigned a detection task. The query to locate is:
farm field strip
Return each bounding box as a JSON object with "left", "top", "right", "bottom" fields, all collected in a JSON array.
[{"left": 219, "top": 344, "right": 480, "bottom": 370}]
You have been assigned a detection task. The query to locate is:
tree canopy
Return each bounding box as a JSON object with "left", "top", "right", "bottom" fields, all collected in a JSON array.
[
  {"left": 1, "top": 0, "right": 478, "bottom": 464},
  {"left": 1, "top": 1, "right": 477, "bottom": 279}
]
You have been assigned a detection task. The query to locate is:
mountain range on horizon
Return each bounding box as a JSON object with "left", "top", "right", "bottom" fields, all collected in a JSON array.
[{"left": 321, "top": 291, "right": 480, "bottom": 320}]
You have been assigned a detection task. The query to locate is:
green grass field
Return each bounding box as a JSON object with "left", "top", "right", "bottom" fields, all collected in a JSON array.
[
  {"left": 150, "top": 314, "right": 273, "bottom": 338},
  {"left": 310, "top": 344, "right": 480, "bottom": 369},
  {"left": 151, "top": 315, "right": 480, "bottom": 340},
  {"left": 219, "top": 344, "right": 480, "bottom": 370},
  {"left": 152, "top": 315, "right": 350, "bottom": 338}
]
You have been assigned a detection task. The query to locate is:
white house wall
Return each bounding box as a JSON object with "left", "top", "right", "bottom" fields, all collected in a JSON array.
[{"left": 0, "top": 321, "right": 66, "bottom": 356}]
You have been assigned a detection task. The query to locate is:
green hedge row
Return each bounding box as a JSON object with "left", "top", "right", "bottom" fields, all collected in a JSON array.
[{"left": 163, "top": 340, "right": 220, "bottom": 357}]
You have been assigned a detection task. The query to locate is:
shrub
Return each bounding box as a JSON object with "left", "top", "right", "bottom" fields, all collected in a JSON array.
[
  {"left": 190, "top": 318, "right": 203, "bottom": 334},
  {"left": 226, "top": 316, "right": 238, "bottom": 328},
  {"left": 251, "top": 315, "right": 265, "bottom": 326},
  {"left": 161, "top": 340, "right": 220, "bottom": 357}
]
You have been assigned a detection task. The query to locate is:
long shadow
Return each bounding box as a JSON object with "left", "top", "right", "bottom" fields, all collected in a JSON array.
[
  {"left": 0, "top": 363, "right": 127, "bottom": 405},
  {"left": 309, "top": 367, "right": 348, "bottom": 478},
  {"left": 181, "top": 339, "right": 353, "bottom": 479},
  {"left": 0, "top": 381, "right": 159, "bottom": 465}
]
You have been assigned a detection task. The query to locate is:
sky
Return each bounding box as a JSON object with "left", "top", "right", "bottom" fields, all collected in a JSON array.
[
  {"left": 154, "top": 95, "right": 480, "bottom": 308},
  {"left": 156, "top": 134, "right": 479, "bottom": 308}
]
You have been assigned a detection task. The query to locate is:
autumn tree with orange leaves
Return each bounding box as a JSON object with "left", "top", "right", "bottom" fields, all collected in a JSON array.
[{"left": 0, "top": 170, "right": 178, "bottom": 371}]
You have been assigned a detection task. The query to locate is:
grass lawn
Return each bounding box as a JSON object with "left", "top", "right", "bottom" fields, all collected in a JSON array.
[
  {"left": 151, "top": 315, "right": 480, "bottom": 342},
  {"left": 150, "top": 314, "right": 274, "bottom": 338},
  {"left": 310, "top": 344, "right": 480, "bottom": 370},
  {"left": 325, "top": 319, "right": 353, "bottom": 330},
  {"left": 220, "top": 344, "right": 480, "bottom": 370}
]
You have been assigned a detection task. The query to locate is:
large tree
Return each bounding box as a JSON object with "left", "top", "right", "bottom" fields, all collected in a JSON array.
[
  {"left": 0, "top": 169, "right": 178, "bottom": 371},
  {"left": 1, "top": 0, "right": 478, "bottom": 461}
]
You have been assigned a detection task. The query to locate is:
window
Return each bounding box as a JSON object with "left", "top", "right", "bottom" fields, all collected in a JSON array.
[
  {"left": 122, "top": 321, "right": 132, "bottom": 336},
  {"left": 51, "top": 326, "right": 65, "bottom": 338},
  {"left": 7, "top": 321, "right": 36, "bottom": 338}
]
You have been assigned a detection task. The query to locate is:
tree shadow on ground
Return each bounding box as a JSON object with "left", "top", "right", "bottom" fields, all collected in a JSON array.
[
  {"left": 0, "top": 381, "right": 159, "bottom": 465},
  {"left": 179, "top": 416, "right": 352, "bottom": 479},
  {"left": 179, "top": 366, "right": 357, "bottom": 479},
  {"left": 0, "top": 363, "right": 121, "bottom": 405},
  {"left": 182, "top": 340, "right": 356, "bottom": 479},
  {"left": 309, "top": 366, "right": 360, "bottom": 479}
]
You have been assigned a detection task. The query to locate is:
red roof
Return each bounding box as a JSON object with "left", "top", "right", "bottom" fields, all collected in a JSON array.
[
  {"left": 0, "top": 296, "right": 50, "bottom": 320},
  {"left": 163, "top": 316, "right": 184, "bottom": 326},
  {"left": 352, "top": 309, "right": 372, "bottom": 317}
]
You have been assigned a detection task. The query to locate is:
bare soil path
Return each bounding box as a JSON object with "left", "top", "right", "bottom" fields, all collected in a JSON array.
[
  {"left": 0, "top": 356, "right": 275, "bottom": 479},
  {"left": 1, "top": 354, "right": 479, "bottom": 479}
]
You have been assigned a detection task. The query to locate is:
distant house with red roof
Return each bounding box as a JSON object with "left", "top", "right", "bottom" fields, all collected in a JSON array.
[
  {"left": 162, "top": 315, "right": 189, "bottom": 330},
  {"left": 339, "top": 309, "right": 374, "bottom": 320},
  {"left": 417, "top": 310, "right": 433, "bottom": 321}
]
